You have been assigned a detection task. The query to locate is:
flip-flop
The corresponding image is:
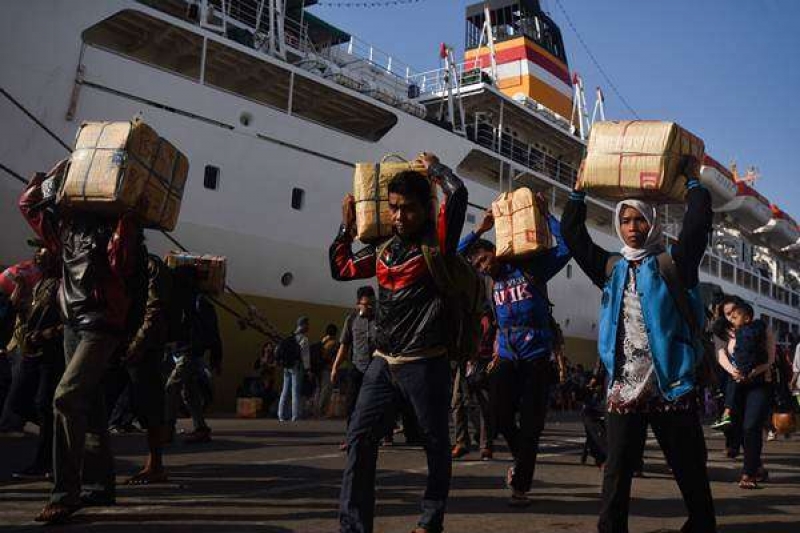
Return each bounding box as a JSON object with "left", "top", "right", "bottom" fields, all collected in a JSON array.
[
  {"left": 125, "top": 470, "right": 169, "bottom": 485},
  {"left": 34, "top": 503, "right": 81, "bottom": 524}
]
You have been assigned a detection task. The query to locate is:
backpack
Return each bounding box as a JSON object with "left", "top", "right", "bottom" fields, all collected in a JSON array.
[
  {"left": 275, "top": 334, "right": 302, "bottom": 368},
  {"left": 379, "top": 236, "right": 485, "bottom": 361},
  {"left": 605, "top": 252, "right": 716, "bottom": 388}
]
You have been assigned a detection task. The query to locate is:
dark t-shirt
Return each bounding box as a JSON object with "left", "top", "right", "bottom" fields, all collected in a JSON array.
[{"left": 340, "top": 312, "right": 376, "bottom": 373}]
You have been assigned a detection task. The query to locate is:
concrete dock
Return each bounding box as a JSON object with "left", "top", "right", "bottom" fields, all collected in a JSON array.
[{"left": 1, "top": 415, "right": 798, "bottom": 532}]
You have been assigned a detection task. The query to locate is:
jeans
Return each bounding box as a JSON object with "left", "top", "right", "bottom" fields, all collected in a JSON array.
[
  {"left": 598, "top": 408, "right": 716, "bottom": 533},
  {"left": 278, "top": 364, "right": 303, "bottom": 422},
  {"left": 51, "top": 327, "right": 120, "bottom": 506},
  {"left": 737, "top": 381, "right": 772, "bottom": 476},
  {"left": 452, "top": 362, "right": 493, "bottom": 450},
  {"left": 339, "top": 356, "right": 451, "bottom": 533},
  {"left": 7, "top": 350, "right": 64, "bottom": 471},
  {"left": 166, "top": 355, "right": 209, "bottom": 431},
  {"left": 490, "top": 357, "right": 550, "bottom": 493}
]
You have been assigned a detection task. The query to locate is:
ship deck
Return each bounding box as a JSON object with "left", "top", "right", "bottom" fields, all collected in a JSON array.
[{"left": 1, "top": 414, "right": 799, "bottom": 532}]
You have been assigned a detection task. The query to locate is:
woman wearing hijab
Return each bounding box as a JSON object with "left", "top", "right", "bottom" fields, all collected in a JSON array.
[{"left": 561, "top": 156, "right": 716, "bottom": 533}]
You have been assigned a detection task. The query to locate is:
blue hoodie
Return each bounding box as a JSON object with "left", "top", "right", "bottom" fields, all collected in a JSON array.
[{"left": 458, "top": 215, "right": 571, "bottom": 361}]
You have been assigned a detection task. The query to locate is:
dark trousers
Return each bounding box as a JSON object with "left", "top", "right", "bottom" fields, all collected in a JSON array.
[
  {"left": 51, "top": 327, "right": 120, "bottom": 506},
  {"left": 490, "top": 357, "right": 550, "bottom": 493},
  {"left": 582, "top": 407, "right": 607, "bottom": 465},
  {"left": 738, "top": 382, "right": 772, "bottom": 476},
  {"left": 0, "top": 350, "right": 25, "bottom": 431},
  {"left": 345, "top": 368, "right": 364, "bottom": 429},
  {"left": 7, "top": 351, "right": 64, "bottom": 470},
  {"left": 127, "top": 350, "right": 166, "bottom": 429},
  {"left": 452, "top": 363, "right": 493, "bottom": 450},
  {"left": 339, "top": 356, "right": 452, "bottom": 533},
  {"left": 599, "top": 409, "right": 716, "bottom": 533}
]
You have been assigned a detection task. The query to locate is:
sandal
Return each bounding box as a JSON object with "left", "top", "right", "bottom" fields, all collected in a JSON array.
[
  {"left": 34, "top": 502, "right": 81, "bottom": 523},
  {"left": 738, "top": 476, "right": 758, "bottom": 490},
  {"left": 125, "top": 468, "right": 169, "bottom": 485}
]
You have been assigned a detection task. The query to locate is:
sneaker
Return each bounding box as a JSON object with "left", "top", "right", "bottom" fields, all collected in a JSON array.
[
  {"left": 451, "top": 445, "right": 470, "bottom": 460},
  {"left": 184, "top": 427, "right": 212, "bottom": 444},
  {"left": 480, "top": 448, "right": 493, "bottom": 461},
  {"left": 711, "top": 414, "right": 733, "bottom": 430},
  {"left": 767, "top": 430, "right": 777, "bottom": 442}
]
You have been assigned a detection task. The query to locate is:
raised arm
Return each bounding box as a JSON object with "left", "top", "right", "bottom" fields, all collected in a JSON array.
[
  {"left": 458, "top": 209, "right": 494, "bottom": 256},
  {"left": 18, "top": 170, "right": 61, "bottom": 255},
  {"left": 329, "top": 194, "right": 377, "bottom": 281},
  {"left": 426, "top": 158, "right": 467, "bottom": 256},
  {"left": 670, "top": 157, "right": 713, "bottom": 288},
  {"left": 523, "top": 213, "right": 572, "bottom": 282},
  {"left": 561, "top": 190, "right": 611, "bottom": 289}
]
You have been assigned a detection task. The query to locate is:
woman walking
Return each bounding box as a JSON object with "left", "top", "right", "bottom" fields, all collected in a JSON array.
[{"left": 562, "top": 157, "right": 716, "bottom": 533}]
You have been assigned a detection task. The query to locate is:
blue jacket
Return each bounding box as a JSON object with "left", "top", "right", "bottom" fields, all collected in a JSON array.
[
  {"left": 561, "top": 180, "right": 714, "bottom": 401},
  {"left": 458, "top": 214, "right": 571, "bottom": 361},
  {"left": 599, "top": 253, "right": 706, "bottom": 401}
]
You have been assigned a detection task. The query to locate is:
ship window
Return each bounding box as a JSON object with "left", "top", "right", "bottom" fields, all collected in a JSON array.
[
  {"left": 204, "top": 40, "right": 291, "bottom": 111},
  {"left": 566, "top": 264, "right": 572, "bottom": 279},
  {"left": 291, "top": 73, "right": 398, "bottom": 142},
  {"left": 291, "top": 188, "right": 305, "bottom": 210},
  {"left": 82, "top": 10, "right": 203, "bottom": 80},
  {"left": 281, "top": 272, "right": 294, "bottom": 287},
  {"left": 204, "top": 165, "right": 220, "bottom": 190}
]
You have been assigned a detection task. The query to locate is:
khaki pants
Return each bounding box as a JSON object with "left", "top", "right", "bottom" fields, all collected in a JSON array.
[{"left": 51, "top": 327, "right": 120, "bottom": 506}]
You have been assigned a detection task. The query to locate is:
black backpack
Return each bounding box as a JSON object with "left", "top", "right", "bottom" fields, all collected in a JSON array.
[{"left": 275, "top": 334, "right": 302, "bottom": 368}]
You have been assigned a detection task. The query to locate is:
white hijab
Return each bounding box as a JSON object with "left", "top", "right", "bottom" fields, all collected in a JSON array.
[{"left": 614, "top": 199, "right": 665, "bottom": 262}]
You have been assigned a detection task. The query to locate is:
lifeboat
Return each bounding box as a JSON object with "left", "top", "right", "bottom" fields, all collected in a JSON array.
[
  {"left": 719, "top": 181, "right": 773, "bottom": 233},
  {"left": 754, "top": 205, "right": 800, "bottom": 249},
  {"left": 700, "top": 155, "right": 738, "bottom": 210}
]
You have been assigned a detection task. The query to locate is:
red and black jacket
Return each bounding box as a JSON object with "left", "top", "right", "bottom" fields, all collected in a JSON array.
[
  {"left": 329, "top": 163, "right": 467, "bottom": 357},
  {"left": 19, "top": 172, "right": 139, "bottom": 332}
]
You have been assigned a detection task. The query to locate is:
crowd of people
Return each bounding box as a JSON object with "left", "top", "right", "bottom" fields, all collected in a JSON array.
[{"left": 1, "top": 153, "right": 799, "bottom": 533}]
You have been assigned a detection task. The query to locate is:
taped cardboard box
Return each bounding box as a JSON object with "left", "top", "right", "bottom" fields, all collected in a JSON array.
[
  {"left": 492, "top": 187, "right": 551, "bottom": 260},
  {"left": 58, "top": 119, "right": 188, "bottom": 231},
  {"left": 577, "top": 121, "right": 704, "bottom": 204},
  {"left": 165, "top": 252, "right": 227, "bottom": 295},
  {"left": 353, "top": 154, "right": 437, "bottom": 244}
]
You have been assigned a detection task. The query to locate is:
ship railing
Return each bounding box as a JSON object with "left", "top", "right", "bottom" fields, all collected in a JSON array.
[
  {"left": 468, "top": 123, "right": 578, "bottom": 189},
  {"left": 200, "top": 0, "right": 419, "bottom": 97},
  {"left": 409, "top": 60, "right": 489, "bottom": 96}
]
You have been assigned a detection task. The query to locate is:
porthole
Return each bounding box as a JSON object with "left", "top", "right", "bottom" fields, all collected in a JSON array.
[
  {"left": 239, "top": 112, "right": 253, "bottom": 127},
  {"left": 280, "top": 272, "right": 294, "bottom": 287}
]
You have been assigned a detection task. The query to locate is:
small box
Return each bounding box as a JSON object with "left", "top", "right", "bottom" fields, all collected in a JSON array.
[
  {"left": 165, "top": 252, "right": 227, "bottom": 295},
  {"left": 236, "top": 397, "right": 263, "bottom": 418}
]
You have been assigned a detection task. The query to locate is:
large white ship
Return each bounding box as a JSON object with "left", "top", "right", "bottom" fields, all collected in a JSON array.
[{"left": 2, "top": 0, "right": 798, "bottom": 407}]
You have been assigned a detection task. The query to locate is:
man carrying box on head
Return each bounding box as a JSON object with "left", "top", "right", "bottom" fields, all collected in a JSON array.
[
  {"left": 329, "top": 153, "right": 467, "bottom": 533},
  {"left": 19, "top": 160, "right": 143, "bottom": 524},
  {"left": 458, "top": 193, "right": 571, "bottom": 506},
  {"left": 561, "top": 155, "right": 717, "bottom": 533}
]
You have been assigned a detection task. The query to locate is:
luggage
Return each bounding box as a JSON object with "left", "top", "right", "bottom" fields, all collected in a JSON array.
[
  {"left": 58, "top": 119, "right": 189, "bottom": 231},
  {"left": 577, "top": 121, "right": 705, "bottom": 204},
  {"left": 165, "top": 252, "right": 226, "bottom": 295},
  {"left": 491, "top": 187, "right": 552, "bottom": 260},
  {"left": 353, "top": 154, "right": 437, "bottom": 243},
  {"left": 236, "top": 397, "right": 263, "bottom": 418}
]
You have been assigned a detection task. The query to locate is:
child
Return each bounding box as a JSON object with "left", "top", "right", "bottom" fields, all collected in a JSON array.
[{"left": 712, "top": 303, "right": 767, "bottom": 430}]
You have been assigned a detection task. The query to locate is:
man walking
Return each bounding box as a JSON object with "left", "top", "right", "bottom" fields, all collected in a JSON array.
[
  {"left": 330, "top": 153, "right": 467, "bottom": 533},
  {"left": 332, "top": 286, "right": 377, "bottom": 446},
  {"left": 20, "top": 161, "right": 142, "bottom": 523}
]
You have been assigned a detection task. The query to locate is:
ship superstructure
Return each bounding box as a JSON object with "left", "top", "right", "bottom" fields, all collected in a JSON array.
[{"left": 1, "top": 0, "right": 797, "bottom": 406}]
